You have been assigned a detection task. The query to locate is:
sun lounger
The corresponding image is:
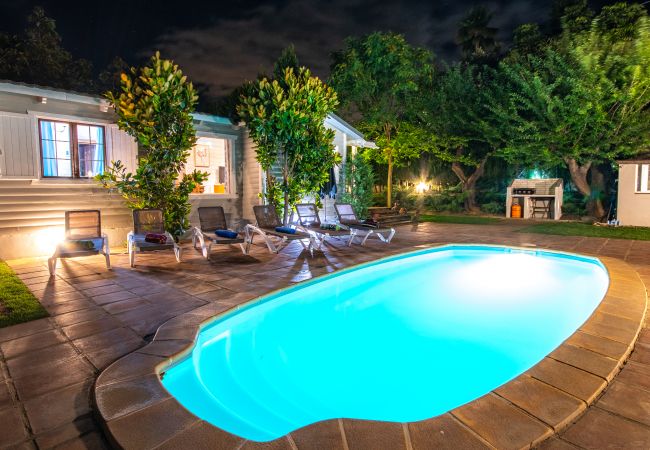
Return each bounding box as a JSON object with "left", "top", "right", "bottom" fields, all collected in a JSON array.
[
  {"left": 192, "top": 206, "right": 248, "bottom": 259},
  {"left": 334, "top": 203, "right": 395, "bottom": 245},
  {"left": 246, "top": 205, "right": 315, "bottom": 256},
  {"left": 48, "top": 210, "right": 110, "bottom": 275},
  {"left": 294, "top": 203, "right": 357, "bottom": 248},
  {"left": 127, "top": 209, "right": 181, "bottom": 267}
]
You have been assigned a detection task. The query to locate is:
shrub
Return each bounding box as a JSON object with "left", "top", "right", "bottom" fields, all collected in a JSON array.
[{"left": 339, "top": 151, "right": 375, "bottom": 218}]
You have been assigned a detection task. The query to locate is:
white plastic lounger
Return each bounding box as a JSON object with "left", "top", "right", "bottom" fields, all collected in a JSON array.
[
  {"left": 127, "top": 209, "right": 181, "bottom": 267},
  {"left": 246, "top": 205, "right": 315, "bottom": 256},
  {"left": 192, "top": 206, "right": 248, "bottom": 259},
  {"left": 334, "top": 203, "right": 396, "bottom": 246},
  {"left": 294, "top": 203, "right": 357, "bottom": 249},
  {"left": 48, "top": 210, "right": 110, "bottom": 275}
]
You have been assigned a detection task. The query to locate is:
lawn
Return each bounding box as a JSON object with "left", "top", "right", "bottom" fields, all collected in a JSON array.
[
  {"left": 419, "top": 214, "right": 503, "bottom": 225},
  {"left": 520, "top": 222, "right": 650, "bottom": 241},
  {"left": 0, "top": 260, "right": 48, "bottom": 328}
]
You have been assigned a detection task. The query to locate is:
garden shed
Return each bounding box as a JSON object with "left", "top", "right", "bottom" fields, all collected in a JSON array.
[{"left": 506, "top": 178, "right": 563, "bottom": 220}]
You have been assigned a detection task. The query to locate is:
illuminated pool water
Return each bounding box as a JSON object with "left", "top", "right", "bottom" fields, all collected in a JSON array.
[{"left": 162, "top": 245, "right": 609, "bottom": 442}]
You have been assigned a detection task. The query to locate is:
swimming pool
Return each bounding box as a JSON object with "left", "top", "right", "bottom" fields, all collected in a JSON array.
[{"left": 161, "top": 245, "right": 609, "bottom": 442}]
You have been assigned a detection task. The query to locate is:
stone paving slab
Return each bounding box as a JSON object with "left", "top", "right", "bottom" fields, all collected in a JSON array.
[{"left": 0, "top": 222, "right": 648, "bottom": 449}]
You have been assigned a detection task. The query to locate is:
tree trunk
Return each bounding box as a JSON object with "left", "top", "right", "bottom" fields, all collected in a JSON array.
[
  {"left": 590, "top": 165, "right": 608, "bottom": 220},
  {"left": 450, "top": 155, "right": 488, "bottom": 213},
  {"left": 565, "top": 158, "right": 605, "bottom": 219},
  {"left": 386, "top": 154, "right": 393, "bottom": 208}
]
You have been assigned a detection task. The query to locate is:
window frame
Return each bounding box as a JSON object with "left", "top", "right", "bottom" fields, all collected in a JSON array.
[
  {"left": 38, "top": 118, "right": 106, "bottom": 179},
  {"left": 636, "top": 163, "right": 650, "bottom": 193},
  {"left": 188, "top": 134, "right": 237, "bottom": 197}
]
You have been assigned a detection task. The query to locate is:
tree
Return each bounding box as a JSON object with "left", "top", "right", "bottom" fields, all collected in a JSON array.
[
  {"left": 237, "top": 65, "right": 339, "bottom": 225},
  {"left": 456, "top": 6, "right": 501, "bottom": 64},
  {"left": 339, "top": 150, "right": 375, "bottom": 218},
  {"left": 330, "top": 32, "right": 434, "bottom": 207},
  {"left": 96, "top": 52, "right": 206, "bottom": 237},
  {"left": 496, "top": 4, "right": 650, "bottom": 219},
  {"left": 424, "top": 64, "right": 506, "bottom": 212},
  {"left": 0, "top": 7, "right": 94, "bottom": 91}
]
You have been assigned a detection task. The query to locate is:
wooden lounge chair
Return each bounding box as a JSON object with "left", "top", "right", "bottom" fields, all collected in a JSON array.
[
  {"left": 127, "top": 209, "right": 181, "bottom": 267},
  {"left": 294, "top": 203, "right": 357, "bottom": 248},
  {"left": 48, "top": 210, "right": 110, "bottom": 275},
  {"left": 334, "top": 203, "right": 396, "bottom": 245},
  {"left": 192, "top": 206, "right": 248, "bottom": 259},
  {"left": 246, "top": 205, "right": 315, "bottom": 256}
]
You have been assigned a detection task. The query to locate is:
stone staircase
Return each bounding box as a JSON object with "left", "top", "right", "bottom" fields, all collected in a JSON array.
[{"left": 367, "top": 206, "right": 414, "bottom": 226}]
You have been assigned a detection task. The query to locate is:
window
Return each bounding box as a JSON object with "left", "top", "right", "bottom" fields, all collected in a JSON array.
[
  {"left": 40, "top": 120, "right": 105, "bottom": 178},
  {"left": 637, "top": 164, "right": 650, "bottom": 192},
  {"left": 185, "top": 137, "right": 233, "bottom": 194}
]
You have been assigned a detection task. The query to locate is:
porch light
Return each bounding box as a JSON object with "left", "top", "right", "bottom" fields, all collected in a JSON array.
[{"left": 34, "top": 227, "right": 64, "bottom": 255}]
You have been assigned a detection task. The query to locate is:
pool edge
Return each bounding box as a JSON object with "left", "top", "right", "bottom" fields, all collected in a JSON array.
[{"left": 93, "top": 247, "right": 648, "bottom": 450}]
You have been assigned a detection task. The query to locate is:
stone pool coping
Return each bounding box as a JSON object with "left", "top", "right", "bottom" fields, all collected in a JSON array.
[{"left": 93, "top": 246, "right": 648, "bottom": 450}]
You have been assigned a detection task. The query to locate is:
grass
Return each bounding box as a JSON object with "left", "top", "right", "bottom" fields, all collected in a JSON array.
[
  {"left": 0, "top": 260, "right": 48, "bottom": 328},
  {"left": 418, "top": 214, "right": 503, "bottom": 225},
  {"left": 520, "top": 222, "right": 650, "bottom": 241}
]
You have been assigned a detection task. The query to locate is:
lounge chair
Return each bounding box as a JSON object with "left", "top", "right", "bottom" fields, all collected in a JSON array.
[
  {"left": 246, "top": 205, "right": 315, "bottom": 256},
  {"left": 127, "top": 209, "right": 181, "bottom": 267},
  {"left": 334, "top": 203, "right": 396, "bottom": 245},
  {"left": 192, "top": 206, "right": 248, "bottom": 259},
  {"left": 295, "top": 203, "right": 357, "bottom": 248},
  {"left": 48, "top": 210, "right": 110, "bottom": 275}
]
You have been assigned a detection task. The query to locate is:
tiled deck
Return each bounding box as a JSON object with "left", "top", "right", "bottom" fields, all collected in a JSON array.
[{"left": 0, "top": 221, "right": 649, "bottom": 449}]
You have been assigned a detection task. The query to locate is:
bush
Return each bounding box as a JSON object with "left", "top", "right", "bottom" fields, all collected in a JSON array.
[
  {"left": 339, "top": 151, "right": 375, "bottom": 218},
  {"left": 423, "top": 185, "right": 467, "bottom": 212},
  {"left": 562, "top": 191, "right": 588, "bottom": 217},
  {"left": 481, "top": 201, "right": 505, "bottom": 215}
]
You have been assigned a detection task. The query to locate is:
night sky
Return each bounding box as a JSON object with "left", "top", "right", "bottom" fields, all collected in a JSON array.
[{"left": 0, "top": 1, "right": 631, "bottom": 97}]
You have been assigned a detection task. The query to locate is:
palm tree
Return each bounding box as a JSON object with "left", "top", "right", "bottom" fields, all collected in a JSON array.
[{"left": 456, "top": 6, "right": 500, "bottom": 63}]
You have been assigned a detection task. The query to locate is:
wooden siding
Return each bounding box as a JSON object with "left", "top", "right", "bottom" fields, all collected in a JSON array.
[
  {"left": 241, "top": 131, "right": 262, "bottom": 222},
  {"left": 0, "top": 114, "right": 38, "bottom": 178},
  {"left": 106, "top": 125, "right": 138, "bottom": 172}
]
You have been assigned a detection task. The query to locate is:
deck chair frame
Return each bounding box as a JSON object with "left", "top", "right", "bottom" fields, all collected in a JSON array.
[
  {"left": 127, "top": 209, "right": 181, "bottom": 267},
  {"left": 48, "top": 210, "right": 110, "bottom": 275},
  {"left": 294, "top": 203, "right": 357, "bottom": 249},
  {"left": 192, "top": 206, "right": 248, "bottom": 259},
  {"left": 334, "top": 203, "right": 396, "bottom": 246},
  {"left": 246, "top": 205, "right": 315, "bottom": 256}
]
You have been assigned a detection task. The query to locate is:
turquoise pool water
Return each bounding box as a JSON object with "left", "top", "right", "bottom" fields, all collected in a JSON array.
[{"left": 162, "top": 245, "right": 609, "bottom": 442}]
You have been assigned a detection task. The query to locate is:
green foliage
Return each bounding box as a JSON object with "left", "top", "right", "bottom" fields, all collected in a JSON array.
[
  {"left": 0, "top": 260, "right": 48, "bottom": 328},
  {"left": 495, "top": 5, "right": 650, "bottom": 217},
  {"left": 237, "top": 61, "right": 339, "bottom": 224},
  {"left": 423, "top": 185, "right": 468, "bottom": 213},
  {"left": 480, "top": 201, "right": 504, "bottom": 215},
  {"left": 97, "top": 52, "right": 206, "bottom": 237},
  {"left": 0, "top": 7, "right": 128, "bottom": 94},
  {"left": 339, "top": 151, "right": 375, "bottom": 218},
  {"left": 456, "top": 6, "right": 501, "bottom": 64},
  {"left": 330, "top": 32, "right": 435, "bottom": 206}
]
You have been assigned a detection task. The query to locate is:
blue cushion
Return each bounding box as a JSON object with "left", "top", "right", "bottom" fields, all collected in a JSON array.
[
  {"left": 215, "top": 229, "right": 238, "bottom": 239},
  {"left": 275, "top": 226, "right": 296, "bottom": 234}
]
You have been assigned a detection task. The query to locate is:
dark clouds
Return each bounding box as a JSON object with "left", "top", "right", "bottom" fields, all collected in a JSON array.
[
  {"left": 153, "top": 0, "right": 551, "bottom": 96},
  {"left": 1, "top": 1, "right": 621, "bottom": 97}
]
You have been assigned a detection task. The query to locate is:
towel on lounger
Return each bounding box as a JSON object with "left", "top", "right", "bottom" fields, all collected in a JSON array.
[
  {"left": 144, "top": 233, "right": 167, "bottom": 244},
  {"left": 215, "top": 229, "right": 238, "bottom": 239},
  {"left": 275, "top": 226, "right": 296, "bottom": 234}
]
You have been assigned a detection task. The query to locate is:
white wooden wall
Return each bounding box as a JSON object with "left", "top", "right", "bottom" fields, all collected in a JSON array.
[
  {"left": 106, "top": 125, "right": 138, "bottom": 172},
  {"left": 0, "top": 113, "right": 38, "bottom": 178}
]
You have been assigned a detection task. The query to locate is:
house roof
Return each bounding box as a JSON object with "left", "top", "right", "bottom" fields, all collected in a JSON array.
[
  {"left": 618, "top": 153, "right": 650, "bottom": 164},
  {"left": 0, "top": 80, "right": 375, "bottom": 145},
  {"left": 0, "top": 79, "right": 230, "bottom": 123},
  {"left": 324, "top": 113, "right": 377, "bottom": 148}
]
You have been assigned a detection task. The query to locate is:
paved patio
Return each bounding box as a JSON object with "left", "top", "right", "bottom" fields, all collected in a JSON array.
[{"left": 0, "top": 221, "right": 648, "bottom": 449}]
